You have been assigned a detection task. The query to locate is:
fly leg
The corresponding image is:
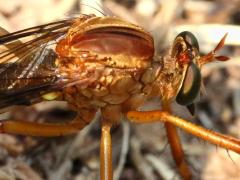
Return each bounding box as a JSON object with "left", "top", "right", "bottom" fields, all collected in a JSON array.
[
  {"left": 0, "top": 108, "right": 96, "bottom": 137},
  {"left": 100, "top": 119, "right": 113, "bottom": 180},
  {"left": 127, "top": 110, "right": 240, "bottom": 153},
  {"left": 162, "top": 102, "right": 192, "bottom": 180},
  {"left": 127, "top": 110, "right": 240, "bottom": 179},
  {"left": 128, "top": 101, "right": 191, "bottom": 179},
  {"left": 99, "top": 104, "right": 122, "bottom": 180}
]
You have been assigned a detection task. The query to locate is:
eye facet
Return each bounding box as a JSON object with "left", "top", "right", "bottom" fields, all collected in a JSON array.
[
  {"left": 176, "top": 31, "right": 199, "bottom": 52},
  {"left": 176, "top": 62, "right": 201, "bottom": 106}
]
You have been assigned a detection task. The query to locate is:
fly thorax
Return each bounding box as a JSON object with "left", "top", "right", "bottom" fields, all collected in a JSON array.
[{"left": 151, "top": 54, "right": 185, "bottom": 102}]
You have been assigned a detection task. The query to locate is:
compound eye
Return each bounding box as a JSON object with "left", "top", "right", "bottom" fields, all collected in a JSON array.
[
  {"left": 176, "top": 31, "right": 199, "bottom": 52},
  {"left": 176, "top": 62, "right": 201, "bottom": 106}
]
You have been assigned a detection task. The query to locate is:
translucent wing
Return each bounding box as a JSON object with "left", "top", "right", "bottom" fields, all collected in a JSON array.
[{"left": 0, "top": 18, "right": 76, "bottom": 108}]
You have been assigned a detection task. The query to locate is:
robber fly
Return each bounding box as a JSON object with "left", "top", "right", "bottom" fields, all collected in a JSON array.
[
  {"left": 0, "top": 14, "right": 155, "bottom": 123},
  {"left": 0, "top": 14, "right": 239, "bottom": 180}
]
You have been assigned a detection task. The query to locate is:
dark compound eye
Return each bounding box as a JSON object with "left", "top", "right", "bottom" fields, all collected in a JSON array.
[
  {"left": 176, "top": 31, "right": 199, "bottom": 52},
  {"left": 176, "top": 62, "right": 201, "bottom": 106}
]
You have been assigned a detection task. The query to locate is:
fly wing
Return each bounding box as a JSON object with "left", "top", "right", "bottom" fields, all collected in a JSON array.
[
  {"left": 0, "top": 48, "right": 59, "bottom": 108},
  {"left": 0, "top": 18, "right": 76, "bottom": 109}
]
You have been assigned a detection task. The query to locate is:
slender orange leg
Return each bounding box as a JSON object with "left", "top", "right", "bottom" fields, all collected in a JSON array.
[
  {"left": 127, "top": 110, "right": 240, "bottom": 153},
  {"left": 162, "top": 102, "right": 192, "bottom": 180},
  {"left": 0, "top": 109, "right": 96, "bottom": 137},
  {"left": 100, "top": 120, "right": 113, "bottom": 180},
  {"left": 0, "top": 119, "right": 87, "bottom": 136}
]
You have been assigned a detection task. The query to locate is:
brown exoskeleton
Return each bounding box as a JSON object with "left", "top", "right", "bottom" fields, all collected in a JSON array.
[{"left": 0, "top": 14, "right": 239, "bottom": 179}]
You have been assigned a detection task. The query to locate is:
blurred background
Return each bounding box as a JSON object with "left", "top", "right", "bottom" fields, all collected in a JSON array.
[{"left": 0, "top": 0, "right": 240, "bottom": 179}]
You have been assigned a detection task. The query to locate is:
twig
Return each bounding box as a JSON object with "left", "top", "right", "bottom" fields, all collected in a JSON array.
[
  {"left": 130, "top": 136, "right": 155, "bottom": 180},
  {"left": 49, "top": 160, "right": 71, "bottom": 180},
  {"left": 65, "top": 118, "right": 96, "bottom": 160},
  {"left": 146, "top": 154, "right": 179, "bottom": 180},
  {"left": 114, "top": 121, "right": 130, "bottom": 180}
]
